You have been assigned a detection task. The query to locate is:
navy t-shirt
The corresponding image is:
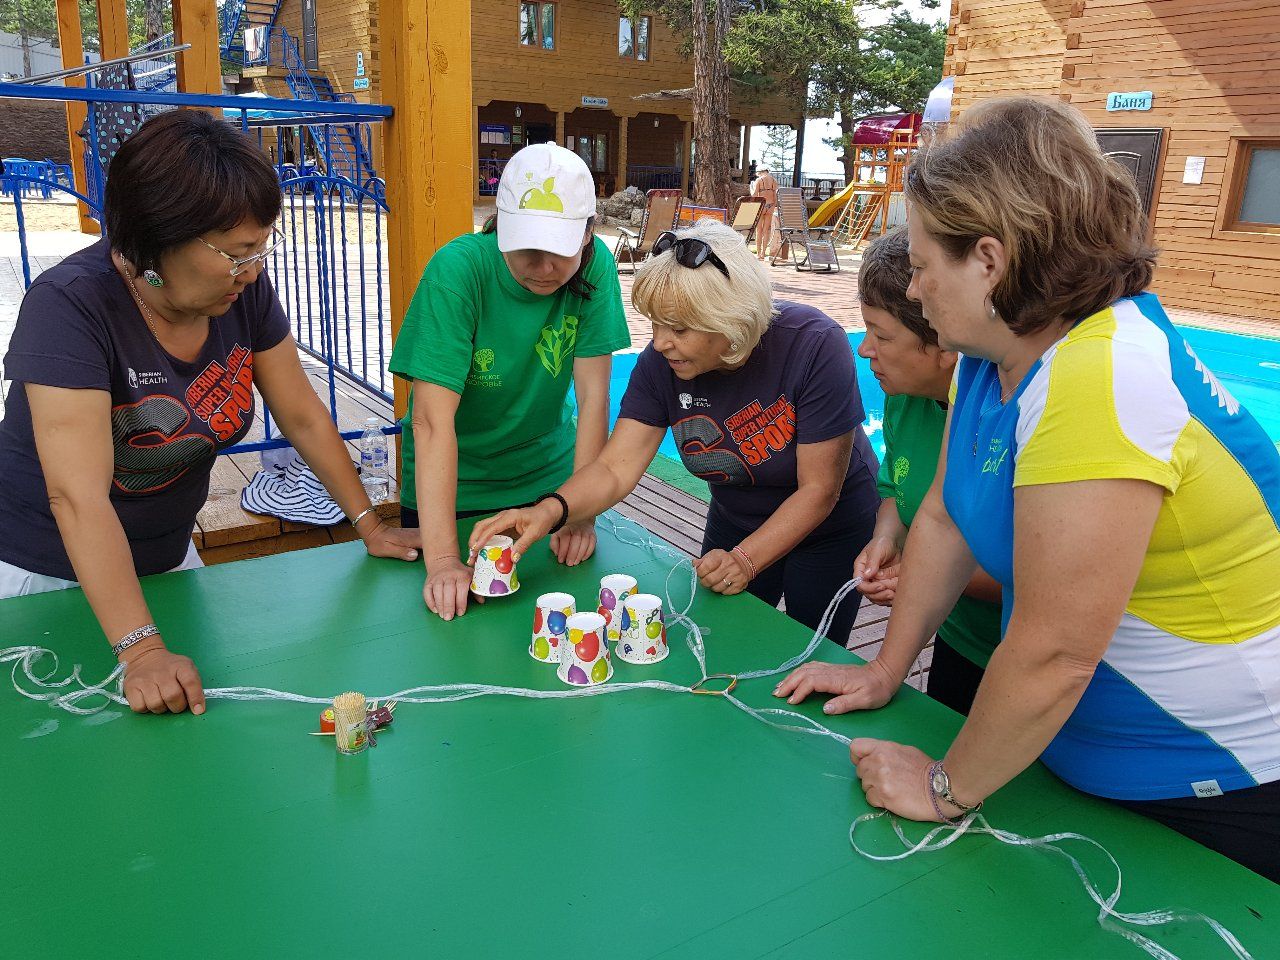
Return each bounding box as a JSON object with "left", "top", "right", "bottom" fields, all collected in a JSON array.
[
  {"left": 0, "top": 239, "right": 292, "bottom": 580},
  {"left": 619, "top": 301, "right": 880, "bottom": 531}
]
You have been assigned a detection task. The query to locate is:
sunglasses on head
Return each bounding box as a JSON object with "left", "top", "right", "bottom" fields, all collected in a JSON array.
[{"left": 652, "top": 231, "right": 731, "bottom": 280}]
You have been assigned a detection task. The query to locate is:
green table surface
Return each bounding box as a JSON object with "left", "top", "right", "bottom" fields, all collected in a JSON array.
[{"left": 2, "top": 521, "right": 1276, "bottom": 959}]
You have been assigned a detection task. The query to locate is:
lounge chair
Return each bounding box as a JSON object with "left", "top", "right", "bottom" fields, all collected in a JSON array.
[
  {"left": 614, "top": 188, "right": 682, "bottom": 274},
  {"left": 775, "top": 187, "right": 841, "bottom": 272},
  {"left": 729, "top": 197, "right": 766, "bottom": 246}
]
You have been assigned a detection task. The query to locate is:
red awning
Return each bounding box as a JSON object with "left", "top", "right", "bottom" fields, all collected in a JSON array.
[{"left": 851, "top": 113, "right": 921, "bottom": 145}]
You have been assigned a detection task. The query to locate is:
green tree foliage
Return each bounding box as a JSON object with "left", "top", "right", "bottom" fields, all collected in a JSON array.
[{"left": 0, "top": 0, "right": 174, "bottom": 76}]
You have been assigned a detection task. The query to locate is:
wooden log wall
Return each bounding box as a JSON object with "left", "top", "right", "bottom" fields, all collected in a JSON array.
[{"left": 945, "top": 0, "right": 1280, "bottom": 323}]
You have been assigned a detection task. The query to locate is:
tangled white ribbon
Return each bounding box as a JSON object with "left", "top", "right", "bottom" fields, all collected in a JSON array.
[{"left": 1, "top": 511, "right": 1256, "bottom": 959}]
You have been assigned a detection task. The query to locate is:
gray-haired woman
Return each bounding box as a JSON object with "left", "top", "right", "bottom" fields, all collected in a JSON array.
[{"left": 469, "top": 219, "right": 881, "bottom": 645}]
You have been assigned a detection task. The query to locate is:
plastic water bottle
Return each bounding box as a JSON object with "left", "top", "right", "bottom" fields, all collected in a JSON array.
[{"left": 359, "top": 418, "right": 390, "bottom": 504}]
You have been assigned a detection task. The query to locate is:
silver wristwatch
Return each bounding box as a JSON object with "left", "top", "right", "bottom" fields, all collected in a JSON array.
[{"left": 930, "top": 761, "right": 982, "bottom": 815}]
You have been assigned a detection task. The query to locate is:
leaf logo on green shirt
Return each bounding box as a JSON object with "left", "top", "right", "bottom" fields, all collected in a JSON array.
[
  {"left": 472, "top": 348, "right": 495, "bottom": 373},
  {"left": 893, "top": 456, "right": 910, "bottom": 486},
  {"left": 535, "top": 314, "right": 579, "bottom": 378},
  {"left": 519, "top": 176, "right": 564, "bottom": 213}
]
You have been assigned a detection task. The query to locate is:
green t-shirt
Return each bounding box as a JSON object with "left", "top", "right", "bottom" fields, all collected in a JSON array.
[
  {"left": 875, "top": 393, "right": 1003, "bottom": 668},
  {"left": 389, "top": 231, "right": 630, "bottom": 512}
]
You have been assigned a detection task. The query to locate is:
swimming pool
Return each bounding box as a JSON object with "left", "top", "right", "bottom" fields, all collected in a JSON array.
[{"left": 603, "top": 326, "right": 1280, "bottom": 463}]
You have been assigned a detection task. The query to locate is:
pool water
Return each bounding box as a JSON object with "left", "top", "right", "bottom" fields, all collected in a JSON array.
[{"left": 603, "top": 327, "right": 1280, "bottom": 463}]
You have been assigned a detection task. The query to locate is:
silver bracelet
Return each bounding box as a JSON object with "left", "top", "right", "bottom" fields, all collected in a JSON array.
[
  {"left": 112, "top": 623, "right": 159, "bottom": 658},
  {"left": 349, "top": 506, "right": 376, "bottom": 529}
]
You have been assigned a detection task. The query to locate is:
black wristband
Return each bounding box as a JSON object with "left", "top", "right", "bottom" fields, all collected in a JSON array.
[{"left": 534, "top": 492, "right": 570, "bottom": 535}]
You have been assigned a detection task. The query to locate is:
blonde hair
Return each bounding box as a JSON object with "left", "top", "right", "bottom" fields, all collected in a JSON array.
[
  {"left": 905, "top": 96, "right": 1157, "bottom": 335},
  {"left": 631, "top": 218, "right": 774, "bottom": 365}
]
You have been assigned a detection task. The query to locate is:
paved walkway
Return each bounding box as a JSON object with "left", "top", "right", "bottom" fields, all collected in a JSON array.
[{"left": 4, "top": 212, "right": 1278, "bottom": 406}]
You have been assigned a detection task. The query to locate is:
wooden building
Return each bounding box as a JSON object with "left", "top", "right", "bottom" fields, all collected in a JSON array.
[
  {"left": 942, "top": 0, "right": 1280, "bottom": 322},
  {"left": 255, "top": 0, "right": 801, "bottom": 200}
]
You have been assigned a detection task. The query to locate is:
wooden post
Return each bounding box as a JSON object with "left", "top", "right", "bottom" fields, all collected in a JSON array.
[
  {"left": 680, "top": 120, "right": 691, "bottom": 196},
  {"left": 555, "top": 109, "right": 565, "bottom": 148},
  {"left": 96, "top": 0, "right": 130, "bottom": 60},
  {"left": 617, "top": 114, "right": 628, "bottom": 192},
  {"left": 172, "top": 0, "right": 225, "bottom": 95},
  {"left": 740, "top": 121, "right": 752, "bottom": 183},
  {"left": 54, "top": 0, "right": 97, "bottom": 234},
  {"left": 381, "top": 0, "right": 475, "bottom": 439}
]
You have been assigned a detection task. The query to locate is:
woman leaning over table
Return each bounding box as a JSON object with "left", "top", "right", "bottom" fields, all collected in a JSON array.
[
  {"left": 852, "top": 228, "right": 1002, "bottom": 716},
  {"left": 776, "top": 96, "right": 1280, "bottom": 881},
  {"left": 469, "top": 219, "right": 881, "bottom": 647},
  {"left": 0, "top": 111, "right": 419, "bottom": 716},
  {"left": 388, "top": 143, "right": 630, "bottom": 623}
]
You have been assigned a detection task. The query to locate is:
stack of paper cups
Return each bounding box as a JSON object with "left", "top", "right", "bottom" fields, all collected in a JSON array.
[
  {"left": 557, "top": 612, "right": 612, "bottom": 686},
  {"left": 472, "top": 535, "right": 519, "bottom": 597},
  {"left": 597, "top": 574, "right": 638, "bottom": 642},
  {"left": 616, "top": 593, "right": 669, "bottom": 664},
  {"left": 530, "top": 592, "right": 576, "bottom": 663}
]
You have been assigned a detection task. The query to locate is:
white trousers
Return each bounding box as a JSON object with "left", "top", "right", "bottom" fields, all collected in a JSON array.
[{"left": 0, "top": 540, "right": 203, "bottom": 600}]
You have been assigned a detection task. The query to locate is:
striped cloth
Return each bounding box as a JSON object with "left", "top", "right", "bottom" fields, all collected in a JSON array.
[{"left": 241, "top": 453, "right": 346, "bottom": 526}]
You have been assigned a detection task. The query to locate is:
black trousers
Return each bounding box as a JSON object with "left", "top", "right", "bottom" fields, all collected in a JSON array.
[
  {"left": 1114, "top": 780, "right": 1280, "bottom": 883},
  {"left": 701, "top": 498, "right": 874, "bottom": 647},
  {"left": 925, "top": 636, "right": 987, "bottom": 716}
]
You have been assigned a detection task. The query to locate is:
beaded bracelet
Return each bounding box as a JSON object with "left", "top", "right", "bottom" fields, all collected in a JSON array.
[
  {"left": 732, "top": 544, "right": 756, "bottom": 580},
  {"left": 112, "top": 623, "right": 159, "bottom": 658}
]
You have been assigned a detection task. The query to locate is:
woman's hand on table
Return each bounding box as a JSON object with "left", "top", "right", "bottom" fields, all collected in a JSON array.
[
  {"left": 773, "top": 658, "right": 901, "bottom": 714},
  {"left": 694, "top": 549, "right": 750, "bottom": 596},
  {"left": 468, "top": 501, "right": 562, "bottom": 564},
  {"left": 850, "top": 739, "right": 948, "bottom": 822},
  {"left": 550, "top": 519, "right": 596, "bottom": 567},
  {"left": 120, "top": 639, "right": 206, "bottom": 715},
  {"left": 856, "top": 536, "right": 901, "bottom": 606},
  {"left": 424, "top": 556, "right": 482, "bottom": 621},
  {"left": 358, "top": 517, "right": 421, "bottom": 561}
]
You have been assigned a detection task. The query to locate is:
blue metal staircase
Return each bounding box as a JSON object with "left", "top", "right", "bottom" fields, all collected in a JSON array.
[
  {"left": 126, "top": 1, "right": 375, "bottom": 183},
  {"left": 221, "top": 0, "right": 287, "bottom": 63}
]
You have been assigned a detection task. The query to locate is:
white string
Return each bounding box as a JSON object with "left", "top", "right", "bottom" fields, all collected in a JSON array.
[
  {"left": 850, "top": 811, "right": 1254, "bottom": 960},
  {"left": 0, "top": 512, "right": 1257, "bottom": 959}
]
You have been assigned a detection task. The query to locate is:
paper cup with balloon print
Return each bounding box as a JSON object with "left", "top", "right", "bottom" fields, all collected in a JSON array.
[
  {"left": 597, "top": 574, "right": 638, "bottom": 642},
  {"left": 557, "top": 612, "right": 612, "bottom": 686},
  {"left": 530, "top": 592, "right": 575, "bottom": 664},
  {"left": 471, "top": 535, "right": 520, "bottom": 597},
  {"left": 616, "top": 593, "right": 669, "bottom": 664}
]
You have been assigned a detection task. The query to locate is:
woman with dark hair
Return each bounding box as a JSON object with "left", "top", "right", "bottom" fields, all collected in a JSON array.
[
  {"left": 778, "top": 96, "right": 1280, "bottom": 880},
  {"left": 390, "top": 142, "right": 629, "bottom": 621},
  {"left": 0, "top": 110, "right": 420, "bottom": 715},
  {"left": 796, "top": 228, "right": 1002, "bottom": 716}
]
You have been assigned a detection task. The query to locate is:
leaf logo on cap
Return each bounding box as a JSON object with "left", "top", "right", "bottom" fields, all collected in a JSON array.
[{"left": 519, "top": 177, "right": 564, "bottom": 213}]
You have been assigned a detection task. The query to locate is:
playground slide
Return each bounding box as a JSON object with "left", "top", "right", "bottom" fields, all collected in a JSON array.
[{"left": 808, "top": 181, "right": 858, "bottom": 227}]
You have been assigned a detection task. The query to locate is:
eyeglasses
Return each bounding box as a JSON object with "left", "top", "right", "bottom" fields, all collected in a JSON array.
[
  {"left": 198, "top": 227, "right": 284, "bottom": 277},
  {"left": 652, "top": 231, "right": 731, "bottom": 280}
]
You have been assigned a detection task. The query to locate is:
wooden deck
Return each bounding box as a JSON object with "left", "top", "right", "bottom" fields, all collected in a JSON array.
[{"left": 194, "top": 353, "right": 401, "bottom": 564}]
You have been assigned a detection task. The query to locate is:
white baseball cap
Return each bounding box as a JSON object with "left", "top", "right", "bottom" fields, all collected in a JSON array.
[{"left": 496, "top": 143, "right": 596, "bottom": 257}]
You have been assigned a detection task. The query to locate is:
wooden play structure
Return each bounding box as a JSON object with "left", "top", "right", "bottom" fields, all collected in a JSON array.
[{"left": 828, "top": 127, "right": 918, "bottom": 250}]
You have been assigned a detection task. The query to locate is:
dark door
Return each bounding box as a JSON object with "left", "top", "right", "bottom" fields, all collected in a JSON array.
[
  {"left": 1095, "top": 127, "right": 1164, "bottom": 216},
  {"left": 524, "top": 123, "right": 554, "bottom": 145},
  {"left": 302, "top": 0, "right": 319, "bottom": 72}
]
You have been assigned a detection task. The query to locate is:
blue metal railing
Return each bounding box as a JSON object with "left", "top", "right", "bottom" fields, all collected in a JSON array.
[
  {"left": 627, "top": 165, "right": 682, "bottom": 191},
  {"left": 129, "top": 33, "right": 178, "bottom": 92},
  {"left": 478, "top": 156, "right": 507, "bottom": 196},
  {"left": 0, "top": 82, "right": 396, "bottom": 454}
]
